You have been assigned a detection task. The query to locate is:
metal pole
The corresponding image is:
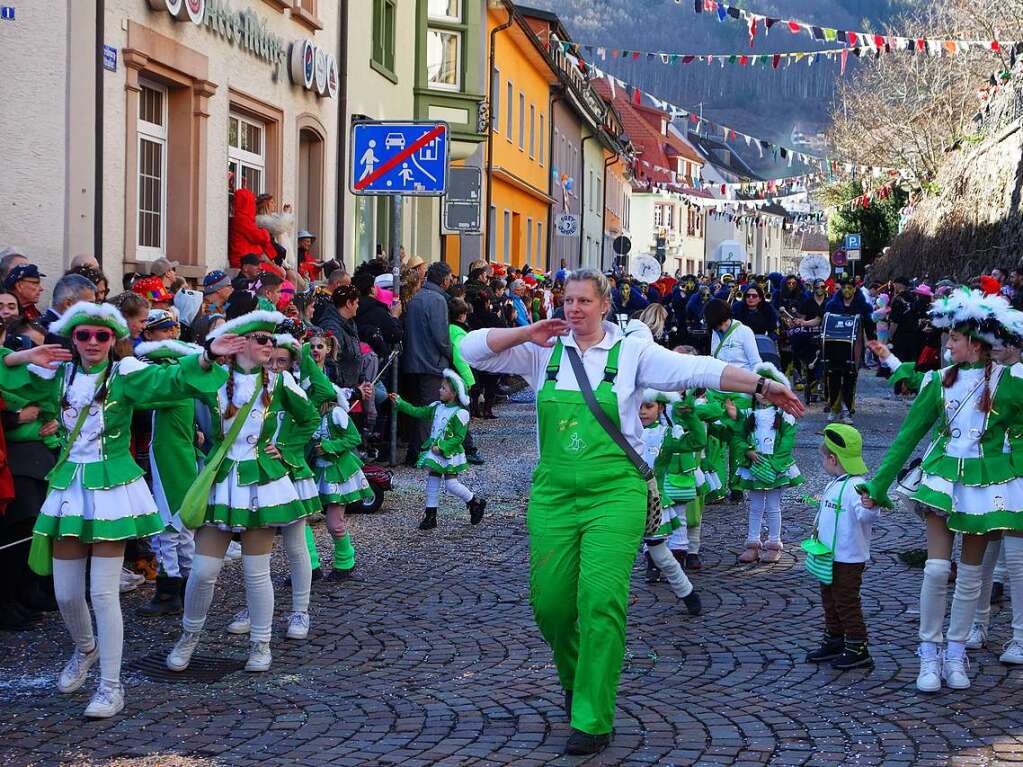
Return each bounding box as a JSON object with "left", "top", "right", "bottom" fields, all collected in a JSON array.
[{"left": 389, "top": 195, "right": 402, "bottom": 466}]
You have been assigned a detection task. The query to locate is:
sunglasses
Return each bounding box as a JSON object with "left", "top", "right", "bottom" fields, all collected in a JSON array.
[
  {"left": 74, "top": 329, "right": 113, "bottom": 343},
  {"left": 249, "top": 334, "right": 273, "bottom": 346},
  {"left": 745, "top": 293, "right": 759, "bottom": 299}
]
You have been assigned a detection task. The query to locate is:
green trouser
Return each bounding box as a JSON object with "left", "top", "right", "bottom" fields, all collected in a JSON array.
[{"left": 529, "top": 338, "right": 645, "bottom": 735}]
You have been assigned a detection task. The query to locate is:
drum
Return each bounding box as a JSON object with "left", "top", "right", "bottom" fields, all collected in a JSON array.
[{"left": 821, "top": 313, "right": 860, "bottom": 344}]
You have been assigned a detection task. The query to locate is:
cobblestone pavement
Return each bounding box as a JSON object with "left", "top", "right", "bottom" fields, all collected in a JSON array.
[{"left": 4, "top": 372, "right": 1023, "bottom": 767}]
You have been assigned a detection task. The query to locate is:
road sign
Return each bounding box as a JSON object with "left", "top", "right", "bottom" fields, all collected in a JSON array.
[
  {"left": 846, "top": 249, "right": 862, "bottom": 262},
  {"left": 350, "top": 121, "right": 449, "bottom": 196},
  {"left": 612, "top": 235, "right": 631, "bottom": 255},
  {"left": 442, "top": 166, "right": 482, "bottom": 233},
  {"left": 555, "top": 213, "right": 579, "bottom": 237},
  {"left": 831, "top": 249, "right": 847, "bottom": 267},
  {"left": 844, "top": 233, "right": 861, "bottom": 251}
]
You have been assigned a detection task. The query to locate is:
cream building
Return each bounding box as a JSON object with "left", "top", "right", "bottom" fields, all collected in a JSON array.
[{"left": 2, "top": 0, "right": 342, "bottom": 288}]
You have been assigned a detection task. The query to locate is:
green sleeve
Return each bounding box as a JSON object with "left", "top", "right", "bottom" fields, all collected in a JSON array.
[
  {"left": 279, "top": 376, "right": 320, "bottom": 446},
  {"left": 862, "top": 371, "right": 943, "bottom": 508},
  {"left": 888, "top": 362, "right": 925, "bottom": 393},
  {"left": 0, "top": 360, "right": 60, "bottom": 407},
  {"left": 301, "top": 344, "right": 337, "bottom": 409},
  {"left": 771, "top": 417, "right": 797, "bottom": 460},
  {"left": 436, "top": 409, "right": 469, "bottom": 457},
  {"left": 120, "top": 354, "right": 228, "bottom": 404},
  {"left": 673, "top": 398, "right": 708, "bottom": 451},
  {"left": 395, "top": 396, "right": 435, "bottom": 421},
  {"left": 694, "top": 398, "right": 724, "bottom": 422},
  {"left": 319, "top": 413, "right": 363, "bottom": 458},
  {"left": 451, "top": 338, "right": 476, "bottom": 389}
]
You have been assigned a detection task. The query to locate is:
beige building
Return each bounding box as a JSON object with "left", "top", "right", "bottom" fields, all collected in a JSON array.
[{"left": 1, "top": 0, "right": 342, "bottom": 287}]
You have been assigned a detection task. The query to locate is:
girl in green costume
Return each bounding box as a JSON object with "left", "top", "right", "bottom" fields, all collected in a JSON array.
[
  {"left": 859, "top": 289, "right": 1023, "bottom": 692},
  {"left": 7, "top": 302, "right": 237, "bottom": 719},
  {"left": 167, "top": 308, "right": 319, "bottom": 675},
  {"left": 461, "top": 268, "right": 804, "bottom": 756},
  {"left": 390, "top": 369, "right": 486, "bottom": 530}
]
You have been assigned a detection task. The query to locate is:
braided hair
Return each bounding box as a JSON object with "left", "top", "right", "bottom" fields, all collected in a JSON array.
[
  {"left": 60, "top": 346, "right": 116, "bottom": 411},
  {"left": 941, "top": 348, "right": 994, "bottom": 413},
  {"left": 223, "top": 362, "right": 274, "bottom": 420}
]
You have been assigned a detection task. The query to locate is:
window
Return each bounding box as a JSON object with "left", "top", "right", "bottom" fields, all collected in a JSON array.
[
  {"left": 426, "top": 29, "right": 460, "bottom": 90},
  {"left": 505, "top": 80, "right": 513, "bottom": 139},
  {"left": 654, "top": 205, "right": 664, "bottom": 228},
  {"left": 228, "top": 112, "right": 266, "bottom": 194},
  {"left": 503, "top": 209, "right": 511, "bottom": 262},
  {"left": 518, "top": 92, "right": 525, "bottom": 150},
  {"left": 488, "top": 205, "right": 496, "bottom": 260},
  {"left": 491, "top": 69, "right": 500, "bottom": 133},
  {"left": 536, "top": 221, "right": 544, "bottom": 266},
  {"left": 372, "top": 0, "right": 396, "bottom": 77},
  {"left": 526, "top": 217, "right": 533, "bottom": 264},
  {"left": 137, "top": 81, "right": 167, "bottom": 258},
  {"left": 539, "top": 113, "right": 545, "bottom": 165},
  {"left": 427, "top": 0, "right": 459, "bottom": 21},
  {"left": 588, "top": 170, "right": 593, "bottom": 210},
  {"left": 528, "top": 105, "right": 535, "bottom": 158}
]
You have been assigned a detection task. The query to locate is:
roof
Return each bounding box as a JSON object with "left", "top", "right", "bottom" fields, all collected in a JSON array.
[
  {"left": 800, "top": 231, "right": 830, "bottom": 251},
  {"left": 686, "top": 132, "right": 763, "bottom": 182},
  {"left": 757, "top": 202, "right": 790, "bottom": 219},
  {"left": 591, "top": 78, "right": 702, "bottom": 187}
]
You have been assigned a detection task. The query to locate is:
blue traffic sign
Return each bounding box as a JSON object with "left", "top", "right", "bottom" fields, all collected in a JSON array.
[
  {"left": 350, "top": 121, "right": 449, "bottom": 196},
  {"left": 844, "top": 233, "right": 862, "bottom": 250}
]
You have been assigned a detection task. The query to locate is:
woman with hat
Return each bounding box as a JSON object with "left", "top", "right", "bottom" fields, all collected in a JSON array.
[
  {"left": 859, "top": 289, "right": 1023, "bottom": 692},
  {"left": 461, "top": 268, "right": 803, "bottom": 755},
  {"left": 166, "top": 306, "right": 319, "bottom": 675},
  {"left": 2, "top": 302, "right": 238, "bottom": 718}
]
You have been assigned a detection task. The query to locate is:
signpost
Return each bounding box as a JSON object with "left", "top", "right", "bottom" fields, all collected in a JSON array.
[
  {"left": 844, "top": 233, "right": 862, "bottom": 278},
  {"left": 351, "top": 120, "right": 450, "bottom": 464}
]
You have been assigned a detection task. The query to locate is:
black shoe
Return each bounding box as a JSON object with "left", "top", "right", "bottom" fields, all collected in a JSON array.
[
  {"left": 468, "top": 496, "right": 487, "bottom": 525},
  {"left": 686, "top": 553, "right": 702, "bottom": 571},
  {"left": 645, "top": 551, "right": 661, "bottom": 583},
  {"left": 419, "top": 508, "right": 438, "bottom": 531},
  {"left": 805, "top": 633, "right": 845, "bottom": 663},
  {"left": 564, "top": 728, "right": 612, "bottom": 756},
  {"left": 310, "top": 567, "right": 324, "bottom": 582},
  {"left": 138, "top": 576, "right": 183, "bottom": 617},
  {"left": 563, "top": 689, "right": 573, "bottom": 717},
  {"left": 991, "top": 581, "right": 1005, "bottom": 604},
  {"left": 466, "top": 450, "right": 485, "bottom": 466},
  {"left": 831, "top": 640, "right": 874, "bottom": 671},
  {"left": 326, "top": 567, "right": 355, "bottom": 582},
  {"left": 729, "top": 489, "right": 744, "bottom": 503},
  {"left": 481, "top": 409, "right": 498, "bottom": 420},
  {"left": 682, "top": 590, "right": 702, "bottom": 616}
]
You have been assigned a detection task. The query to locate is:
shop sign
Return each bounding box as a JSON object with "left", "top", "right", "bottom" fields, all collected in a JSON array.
[
  {"left": 289, "top": 38, "right": 336, "bottom": 98},
  {"left": 146, "top": 0, "right": 205, "bottom": 25},
  {"left": 204, "top": 0, "right": 286, "bottom": 76}
]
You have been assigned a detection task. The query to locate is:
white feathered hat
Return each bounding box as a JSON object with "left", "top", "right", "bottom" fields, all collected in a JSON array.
[
  {"left": 929, "top": 287, "right": 1011, "bottom": 346},
  {"left": 442, "top": 369, "right": 470, "bottom": 407}
]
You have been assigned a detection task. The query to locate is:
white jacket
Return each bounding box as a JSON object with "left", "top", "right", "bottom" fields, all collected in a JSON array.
[{"left": 815, "top": 474, "right": 880, "bottom": 563}]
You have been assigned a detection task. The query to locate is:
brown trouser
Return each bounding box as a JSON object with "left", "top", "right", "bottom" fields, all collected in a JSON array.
[{"left": 820, "top": 561, "right": 867, "bottom": 641}]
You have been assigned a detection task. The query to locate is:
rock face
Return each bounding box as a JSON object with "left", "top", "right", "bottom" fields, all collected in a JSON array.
[{"left": 873, "top": 82, "right": 1023, "bottom": 280}]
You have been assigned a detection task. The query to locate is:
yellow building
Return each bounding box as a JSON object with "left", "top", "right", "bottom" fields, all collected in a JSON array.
[{"left": 485, "top": 4, "right": 558, "bottom": 269}]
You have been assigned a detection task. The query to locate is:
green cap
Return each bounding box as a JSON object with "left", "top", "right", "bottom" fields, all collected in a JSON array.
[{"left": 823, "top": 423, "right": 869, "bottom": 476}]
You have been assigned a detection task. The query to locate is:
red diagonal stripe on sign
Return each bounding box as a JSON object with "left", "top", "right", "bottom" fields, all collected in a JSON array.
[{"left": 354, "top": 124, "right": 446, "bottom": 191}]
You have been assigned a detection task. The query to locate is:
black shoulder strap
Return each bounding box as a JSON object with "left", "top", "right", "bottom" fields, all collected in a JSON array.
[{"left": 564, "top": 345, "right": 653, "bottom": 480}]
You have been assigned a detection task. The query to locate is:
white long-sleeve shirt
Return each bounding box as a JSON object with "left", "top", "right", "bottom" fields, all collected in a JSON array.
[
  {"left": 815, "top": 474, "right": 880, "bottom": 563},
  {"left": 460, "top": 321, "right": 727, "bottom": 454},
  {"left": 711, "top": 320, "right": 762, "bottom": 370}
]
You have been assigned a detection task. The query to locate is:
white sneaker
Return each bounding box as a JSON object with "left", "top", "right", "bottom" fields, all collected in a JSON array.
[
  {"left": 227, "top": 608, "right": 251, "bottom": 635},
  {"left": 57, "top": 644, "right": 98, "bottom": 693},
  {"left": 942, "top": 650, "right": 971, "bottom": 690},
  {"left": 1000, "top": 639, "right": 1023, "bottom": 665},
  {"left": 224, "top": 541, "right": 243, "bottom": 561},
  {"left": 84, "top": 680, "right": 125, "bottom": 719},
  {"left": 286, "top": 612, "right": 310, "bottom": 640},
  {"left": 245, "top": 640, "right": 272, "bottom": 672},
  {"left": 119, "top": 568, "right": 145, "bottom": 593},
  {"left": 841, "top": 411, "right": 854, "bottom": 425},
  {"left": 166, "top": 630, "right": 202, "bottom": 671},
  {"left": 826, "top": 412, "right": 836, "bottom": 423},
  {"left": 916, "top": 646, "right": 942, "bottom": 692},
  {"left": 966, "top": 622, "right": 988, "bottom": 650}
]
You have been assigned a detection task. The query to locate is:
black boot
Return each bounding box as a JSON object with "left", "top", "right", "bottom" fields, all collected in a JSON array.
[
  {"left": 805, "top": 633, "right": 845, "bottom": 663},
  {"left": 138, "top": 576, "right": 183, "bottom": 617},
  {"left": 682, "top": 589, "right": 702, "bottom": 616},
  {"left": 563, "top": 689, "right": 573, "bottom": 717},
  {"left": 831, "top": 639, "right": 874, "bottom": 671},
  {"left": 564, "top": 728, "right": 612, "bottom": 756},
  {"left": 419, "top": 507, "right": 438, "bottom": 531},
  {"left": 645, "top": 551, "right": 661, "bottom": 583},
  {"left": 729, "top": 489, "right": 744, "bottom": 503},
  {"left": 467, "top": 496, "right": 487, "bottom": 525}
]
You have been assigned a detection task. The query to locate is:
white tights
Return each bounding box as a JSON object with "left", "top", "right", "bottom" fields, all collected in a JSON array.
[
  {"left": 182, "top": 552, "right": 274, "bottom": 642},
  {"left": 747, "top": 489, "right": 782, "bottom": 544},
  {"left": 648, "top": 542, "right": 694, "bottom": 599},
  {"left": 425, "top": 473, "right": 473, "bottom": 507},
  {"left": 281, "top": 522, "right": 311, "bottom": 614},
  {"left": 53, "top": 556, "right": 123, "bottom": 685}
]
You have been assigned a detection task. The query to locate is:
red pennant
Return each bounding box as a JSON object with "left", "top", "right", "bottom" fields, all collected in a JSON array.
[
  {"left": 916, "top": 38, "right": 926, "bottom": 51},
  {"left": 632, "top": 87, "right": 641, "bottom": 104},
  {"left": 739, "top": 54, "right": 748, "bottom": 65},
  {"left": 631, "top": 51, "right": 641, "bottom": 60},
  {"left": 874, "top": 34, "right": 884, "bottom": 48},
  {"left": 787, "top": 20, "right": 800, "bottom": 34},
  {"left": 729, "top": 129, "right": 736, "bottom": 141},
  {"left": 772, "top": 53, "right": 781, "bottom": 69},
  {"left": 992, "top": 40, "right": 1002, "bottom": 52},
  {"left": 847, "top": 31, "right": 858, "bottom": 46},
  {"left": 721, "top": 184, "right": 727, "bottom": 195},
  {"left": 748, "top": 17, "right": 758, "bottom": 48}
]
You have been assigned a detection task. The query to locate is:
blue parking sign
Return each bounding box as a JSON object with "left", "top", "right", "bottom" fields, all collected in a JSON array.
[
  {"left": 350, "top": 121, "right": 449, "bottom": 196},
  {"left": 844, "top": 233, "right": 861, "bottom": 250}
]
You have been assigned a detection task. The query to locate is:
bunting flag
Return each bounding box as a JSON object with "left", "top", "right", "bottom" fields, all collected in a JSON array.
[
  {"left": 832, "top": 180, "right": 899, "bottom": 211},
  {"left": 687, "top": 1, "right": 1016, "bottom": 54}
]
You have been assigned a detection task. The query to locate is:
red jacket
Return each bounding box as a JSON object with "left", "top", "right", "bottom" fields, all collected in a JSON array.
[{"left": 229, "top": 188, "right": 276, "bottom": 269}]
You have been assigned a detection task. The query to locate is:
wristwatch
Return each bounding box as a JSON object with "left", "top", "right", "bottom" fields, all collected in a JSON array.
[{"left": 755, "top": 376, "right": 769, "bottom": 395}]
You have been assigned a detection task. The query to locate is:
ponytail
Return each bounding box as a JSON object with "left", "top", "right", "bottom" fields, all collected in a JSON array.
[
  {"left": 224, "top": 366, "right": 238, "bottom": 419},
  {"left": 980, "top": 357, "right": 994, "bottom": 413}
]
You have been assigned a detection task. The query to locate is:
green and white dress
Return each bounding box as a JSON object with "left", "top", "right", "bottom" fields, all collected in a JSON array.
[
  {"left": 313, "top": 405, "right": 374, "bottom": 505},
  {"left": 10, "top": 355, "right": 227, "bottom": 543},
  {"left": 395, "top": 398, "right": 470, "bottom": 475},
  {"left": 733, "top": 406, "right": 804, "bottom": 491},
  {"left": 862, "top": 363, "right": 1023, "bottom": 530},
  {"left": 204, "top": 367, "right": 320, "bottom": 530}
]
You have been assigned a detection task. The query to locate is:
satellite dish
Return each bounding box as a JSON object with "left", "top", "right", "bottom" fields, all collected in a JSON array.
[
  {"left": 631, "top": 255, "right": 662, "bottom": 283},
  {"left": 799, "top": 254, "right": 832, "bottom": 282}
]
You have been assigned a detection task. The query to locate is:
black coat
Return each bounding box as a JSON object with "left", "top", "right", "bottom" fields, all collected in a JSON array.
[{"left": 356, "top": 298, "right": 403, "bottom": 360}]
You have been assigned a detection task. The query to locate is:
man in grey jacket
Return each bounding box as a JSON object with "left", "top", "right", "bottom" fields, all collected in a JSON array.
[{"left": 400, "top": 261, "right": 454, "bottom": 465}]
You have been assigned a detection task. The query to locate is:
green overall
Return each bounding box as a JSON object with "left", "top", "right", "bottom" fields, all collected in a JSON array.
[{"left": 528, "top": 339, "right": 646, "bottom": 735}]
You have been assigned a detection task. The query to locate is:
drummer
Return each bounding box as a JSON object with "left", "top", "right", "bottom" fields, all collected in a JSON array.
[
  {"left": 789, "top": 280, "right": 830, "bottom": 401},
  {"left": 821, "top": 279, "right": 876, "bottom": 423}
]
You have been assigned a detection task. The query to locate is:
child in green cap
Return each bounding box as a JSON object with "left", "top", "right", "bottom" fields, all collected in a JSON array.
[{"left": 805, "top": 423, "right": 879, "bottom": 671}]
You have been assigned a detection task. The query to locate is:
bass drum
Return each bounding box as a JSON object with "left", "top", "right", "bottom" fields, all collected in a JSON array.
[{"left": 821, "top": 312, "right": 860, "bottom": 344}]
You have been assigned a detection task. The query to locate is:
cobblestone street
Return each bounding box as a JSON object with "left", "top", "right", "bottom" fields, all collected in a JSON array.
[{"left": 4, "top": 373, "right": 1023, "bottom": 766}]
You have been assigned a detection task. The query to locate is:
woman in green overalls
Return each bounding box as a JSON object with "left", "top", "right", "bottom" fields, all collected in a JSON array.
[{"left": 461, "top": 268, "right": 804, "bottom": 755}]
